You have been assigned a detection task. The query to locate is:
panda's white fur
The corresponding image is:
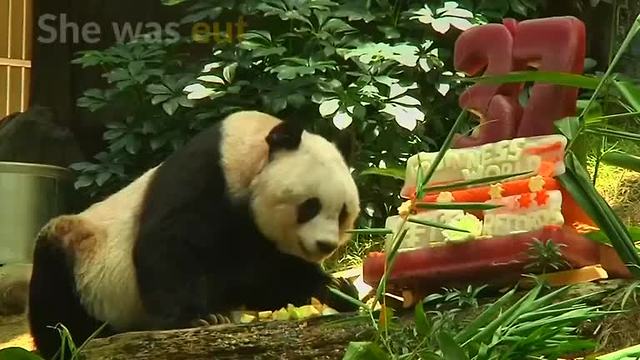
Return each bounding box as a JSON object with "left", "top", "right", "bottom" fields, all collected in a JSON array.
[{"left": 28, "top": 111, "right": 360, "bottom": 359}]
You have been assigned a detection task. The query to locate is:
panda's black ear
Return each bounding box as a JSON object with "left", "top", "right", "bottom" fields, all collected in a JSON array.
[
  {"left": 266, "top": 121, "right": 303, "bottom": 154},
  {"left": 334, "top": 130, "right": 357, "bottom": 166}
]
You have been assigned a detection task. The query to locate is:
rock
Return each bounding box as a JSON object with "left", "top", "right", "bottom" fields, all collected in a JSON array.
[{"left": 0, "top": 264, "right": 32, "bottom": 316}]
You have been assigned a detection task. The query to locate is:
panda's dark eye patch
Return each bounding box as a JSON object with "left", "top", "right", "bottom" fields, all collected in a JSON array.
[
  {"left": 297, "top": 197, "right": 321, "bottom": 224},
  {"left": 339, "top": 204, "right": 348, "bottom": 225}
]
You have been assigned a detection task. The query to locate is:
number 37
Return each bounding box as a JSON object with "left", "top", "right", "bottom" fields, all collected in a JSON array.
[{"left": 453, "top": 16, "right": 586, "bottom": 148}]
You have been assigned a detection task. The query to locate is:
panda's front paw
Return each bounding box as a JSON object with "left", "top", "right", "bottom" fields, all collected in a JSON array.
[
  {"left": 322, "top": 276, "right": 360, "bottom": 312},
  {"left": 189, "top": 313, "right": 232, "bottom": 328}
]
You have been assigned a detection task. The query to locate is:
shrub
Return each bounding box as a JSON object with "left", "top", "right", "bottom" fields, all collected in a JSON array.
[{"left": 71, "top": 0, "right": 544, "bottom": 227}]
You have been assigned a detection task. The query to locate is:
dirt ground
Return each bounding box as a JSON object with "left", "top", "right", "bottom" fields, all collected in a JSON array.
[{"left": 0, "top": 313, "right": 34, "bottom": 351}]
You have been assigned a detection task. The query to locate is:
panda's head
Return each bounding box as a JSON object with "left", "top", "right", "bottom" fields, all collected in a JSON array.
[{"left": 247, "top": 119, "right": 360, "bottom": 263}]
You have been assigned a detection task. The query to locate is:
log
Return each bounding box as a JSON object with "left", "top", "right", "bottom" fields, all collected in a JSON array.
[
  {"left": 79, "top": 313, "right": 376, "bottom": 360},
  {"left": 78, "top": 279, "right": 640, "bottom": 360}
]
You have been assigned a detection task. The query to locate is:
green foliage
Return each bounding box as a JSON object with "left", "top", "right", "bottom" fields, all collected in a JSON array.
[
  {"left": 600, "top": 150, "right": 640, "bottom": 172},
  {"left": 423, "top": 285, "right": 488, "bottom": 309},
  {"left": 70, "top": 39, "right": 204, "bottom": 198},
  {"left": 524, "top": 238, "right": 571, "bottom": 274},
  {"left": 71, "top": 0, "right": 544, "bottom": 226},
  {"left": 341, "top": 284, "right": 606, "bottom": 360},
  {"left": 0, "top": 348, "right": 43, "bottom": 360}
]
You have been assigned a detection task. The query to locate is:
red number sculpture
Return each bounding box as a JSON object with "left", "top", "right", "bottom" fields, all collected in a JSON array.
[{"left": 453, "top": 17, "right": 586, "bottom": 148}]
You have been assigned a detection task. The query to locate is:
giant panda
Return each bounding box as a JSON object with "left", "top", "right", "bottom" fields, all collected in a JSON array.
[{"left": 27, "top": 110, "right": 361, "bottom": 359}]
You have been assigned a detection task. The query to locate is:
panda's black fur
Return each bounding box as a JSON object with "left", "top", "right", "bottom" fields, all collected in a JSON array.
[{"left": 27, "top": 112, "right": 359, "bottom": 359}]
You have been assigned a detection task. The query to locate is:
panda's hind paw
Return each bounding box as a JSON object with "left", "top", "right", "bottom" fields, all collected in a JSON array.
[{"left": 190, "top": 313, "right": 232, "bottom": 328}]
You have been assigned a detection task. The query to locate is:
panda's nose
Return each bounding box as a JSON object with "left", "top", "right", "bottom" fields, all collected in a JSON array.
[{"left": 315, "top": 240, "right": 338, "bottom": 254}]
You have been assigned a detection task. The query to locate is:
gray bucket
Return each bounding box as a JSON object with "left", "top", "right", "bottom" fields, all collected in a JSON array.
[{"left": 0, "top": 161, "right": 73, "bottom": 264}]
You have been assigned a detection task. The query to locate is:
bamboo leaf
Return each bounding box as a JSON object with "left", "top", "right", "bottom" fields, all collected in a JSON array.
[
  {"left": 342, "top": 342, "right": 391, "bottom": 360},
  {"left": 589, "top": 111, "right": 640, "bottom": 123},
  {"left": 417, "top": 111, "right": 469, "bottom": 194},
  {"left": 455, "top": 286, "right": 518, "bottom": 343},
  {"left": 414, "top": 301, "right": 432, "bottom": 337},
  {"left": 346, "top": 228, "right": 394, "bottom": 235},
  {"left": 407, "top": 217, "right": 470, "bottom": 233},
  {"left": 601, "top": 150, "right": 640, "bottom": 172},
  {"left": 462, "top": 285, "right": 542, "bottom": 348},
  {"left": 423, "top": 170, "right": 534, "bottom": 193},
  {"left": 555, "top": 116, "right": 582, "bottom": 141},
  {"left": 358, "top": 167, "right": 405, "bottom": 180},
  {"left": 461, "top": 71, "right": 600, "bottom": 89},
  {"left": 580, "top": 13, "right": 640, "bottom": 118},
  {"left": 328, "top": 287, "right": 369, "bottom": 310},
  {"left": 586, "top": 226, "right": 640, "bottom": 243},
  {"left": 373, "top": 228, "right": 409, "bottom": 307},
  {"left": 614, "top": 80, "right": 640, "bottom": 112},
  {"left": 585, "top": 127, "right": 640, "bottom": 142},
  {"left": 437, "top": 331, "right": 469, "bottom": 360},
  {"left": 596, "top": 343, "right": 640, "bottom": 359},
  {"left": 414, "top": 202, "right": 503, "bottom": 210},
  {"left": 559, "top": 153, "right": 640, "bottom": 276}
]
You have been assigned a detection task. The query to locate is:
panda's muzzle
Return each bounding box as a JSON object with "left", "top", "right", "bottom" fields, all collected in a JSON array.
[{"left": 315, "top": 240, "right": 338, "bottom": 254}]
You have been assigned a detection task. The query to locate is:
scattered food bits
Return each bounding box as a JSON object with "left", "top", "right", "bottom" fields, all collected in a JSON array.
[
  {"left": 321, "top": 307, "right": 339, "bottom": 316},
  {"left": 272, "top": 308, "right": 289, "bottom": 321},
  {"left": 236, "top": 300, "right": 339, "bottom": 324},
  {"left": 239, "top": 313, "right": 256, "bottom": 323},
  {"left": 258, "top": 311, "right": 272, "bottom": 320}
]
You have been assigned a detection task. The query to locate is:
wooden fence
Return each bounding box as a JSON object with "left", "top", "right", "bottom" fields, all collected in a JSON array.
[{"left": 0, "top": 0, "right": 32, "bottom": 119}]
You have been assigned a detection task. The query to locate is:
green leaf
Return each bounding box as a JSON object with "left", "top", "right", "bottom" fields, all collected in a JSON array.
[
  {"left": 414, "top": 301, "right": 431, "bottom": 337},
  {"left": 146, "top": 83, "right": 172, "bottom": 95},
  {"left": 223, "top": 63, "right": 238, "bottom": 83},
  {"left": 95, "top": 172, "right": 112, "bottom": 187},
  {"left": 0, "top": 347, "right": 44, "bottom": 360},
  {"left": 600, "top": 150, "right": 640, "bottom": 172},
  {"left": 74, "top": 175, "right": 94, "bottom": 189},
  {"left": 509, "top": 0, "right": 529, "bottom": 16},
  {"left": 437, "top": 331, "right": 470, "bottom": 360},
  {"left": 585, "top": 127, "right": 640, "bottom": 142},
  {"left": 161, "top": 0, "right": 188, "bottom": 5},
  {"left": 554, "top": 116, "right": 582, "bottom": 141},
  {"left": 414, "top": 202, "right": 503, "bottom": 211},
  {"left": 463, "top": 285, "right": 542, "bottom": 347},
  {"left": 342, "top": 342, "right": 390, "bottom": 360},
  {"left": 373, "top": 228, "right": 409, "bottom": 307},
  {"left": 197, "top": 75, "right": 225, "bottom": 84},
  {"left": 358, "top": 167, "right": 405, "bottom": 180},
  {"left": 588, "top": 111, "right": 640, "bottom": 123},
  {"left": 462, "top": 71, "right": 600, "bottom": 89},
  {"left": 597, "top": 343, "right": 640, "bottom": 360},
  {"left": 319, "top": 99, "right": 340, "bottom": 117},
  {"left": 162, "top": 98, "right": 180, "bottom": 116},
  {"left": 455, "top": 286, "right": 517, "bottom": 344},
  {"left": 614, "top": 80, "right": 640, "bottom": 112},
  {"left": 327, "top": 287, "right": 369, "bottom": 310},
  {"left": 322, "top": 18, "right": 357, "bottom": 33},
  {"left": 128, "top": 61, "right": 144, "bottom": 76},
  {"left": 579, "top": 13, "right": 640, "bottom": 119},
  {"left": 151, "top": 94, "right": 172, "bottom": 105},
  {"left": 586, "top": 226, "right": 640, "bottom": 243}
]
